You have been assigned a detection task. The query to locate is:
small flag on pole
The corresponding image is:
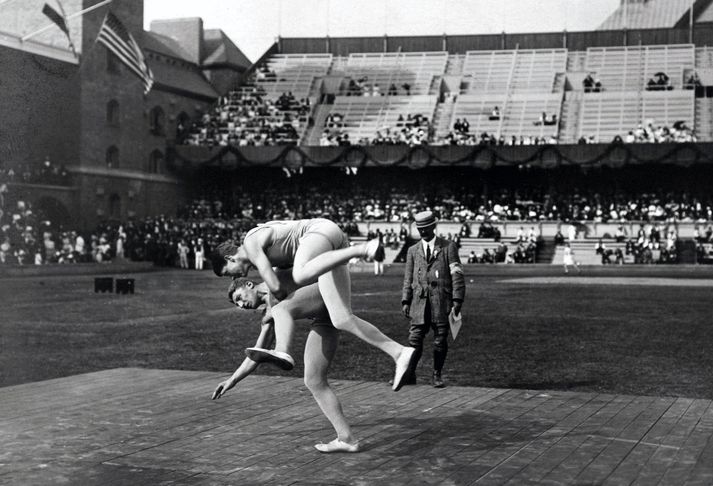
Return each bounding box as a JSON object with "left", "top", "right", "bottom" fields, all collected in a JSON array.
[
  {"left": 97, "top": 11, "right": 154, "bottom": 94},
  {"left": 42, "top": 2, "right": 77, "bottom": 57},
  {"left": 42, "top": 3, "right": 68, "bottom": 35}
]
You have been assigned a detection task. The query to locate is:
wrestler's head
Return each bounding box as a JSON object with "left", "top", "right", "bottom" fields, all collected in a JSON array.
[
  {"left": 211, "top": 241, "right": 251, "bottom": 277},
  {"left": 227, "top": 278, "right": 263, "bottom": 310}
]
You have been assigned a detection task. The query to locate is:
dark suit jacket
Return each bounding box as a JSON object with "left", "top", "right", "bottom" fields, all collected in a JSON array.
[{"left": 402, "top": 236, "right": 465, "bottom": 324}]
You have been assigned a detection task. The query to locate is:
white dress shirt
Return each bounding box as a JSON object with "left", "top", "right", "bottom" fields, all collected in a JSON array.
[{"left": 421, "top": 237, "right": 435, "bottom": 260}]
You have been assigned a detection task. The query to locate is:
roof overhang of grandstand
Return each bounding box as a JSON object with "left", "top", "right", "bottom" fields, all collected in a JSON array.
[
  {"left": 274, "top": 23, "right": 713, "bottom": 56},
  {"left": 172, "top": 143, "right": 713, "bottom": 172}
]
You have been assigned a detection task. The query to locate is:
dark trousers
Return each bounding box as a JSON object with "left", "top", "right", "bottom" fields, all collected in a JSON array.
[{"left": 408, "top": 301, "right": 449, "bottom": 373}]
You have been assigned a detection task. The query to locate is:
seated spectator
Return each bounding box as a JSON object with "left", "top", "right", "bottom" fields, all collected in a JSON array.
[
  {"left": 489, "top": 106, "right": 501, "bottom": 120},
  {"left": 583, "top": 73, "right": 594, "bottom": 92},
  {"left": 554, "top": 229, "right": 565, "bottom": 246},
  {"left": 461, "top": 118, "right": 470, "bottom": 133},
  {"left": 685, "top": 72, "right": 702, "bottom": 89},
  {"left": 535, "top": 112, "right": 557, "bottom": 126}
]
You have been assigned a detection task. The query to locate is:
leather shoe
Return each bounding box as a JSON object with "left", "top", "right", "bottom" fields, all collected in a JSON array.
[{"left": 432, "top": 371, "right": 445, "bottom": 388}]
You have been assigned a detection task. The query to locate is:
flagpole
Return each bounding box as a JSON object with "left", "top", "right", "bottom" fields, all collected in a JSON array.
[
  {"left": 22, "top": 0, "right": 113, "bottom": 42},
  {"left": 55, "top": 0, "right": 78, "bottom": 58},
  {"left": 690, "top": 0, "right": 695, "bottom": 43}
]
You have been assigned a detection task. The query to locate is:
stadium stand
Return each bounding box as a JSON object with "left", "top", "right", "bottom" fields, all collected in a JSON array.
[
  {"left": 184, "top": 88, "right": 313, "bottom": 146},
  {"left": 323, "top": 95, "right": 437, "bottom": 143},
  {"left": 461, "top": 49, "right": 568, "bottom": 94},
  {"left": 254, "top": 53, "right": 333, "bottom": 99},
  {"left": 578, "top": 90, "right": 695, "bottom": 143},
  {"left": 583, "top": 44, "right": 695, "bottom": 91},
  {"left": 179, "top": 39, "right": 713, "bottom": 147},
  {"left": 438, "top": 93, "right": 563, "bottom": 143},
  {"left": 337, "top": 51, "right": 448, "bottom": 96}
]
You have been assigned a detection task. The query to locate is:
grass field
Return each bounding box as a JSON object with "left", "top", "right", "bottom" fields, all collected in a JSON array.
[{"left": 2, "top": 264, "right": 713, "bottom": 399}]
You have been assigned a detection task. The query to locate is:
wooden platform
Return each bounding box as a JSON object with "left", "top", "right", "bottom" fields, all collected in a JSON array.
[{"left": 2, "top": 369, "right": 713, "bottom": 486}]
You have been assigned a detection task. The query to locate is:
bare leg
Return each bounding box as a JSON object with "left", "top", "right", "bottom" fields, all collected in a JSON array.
[
  {"left": 271, "top": 305, "right": 295, "bottom": 356},
  {"left": 291, "top": 233, "right": 415, "bottom": 390},
  {"left": 304, "top": 325, "right": 355, "bottom": 444},
  {"left": 318, "top": 265, "right": 402, "bottom": 360},
  {"left": 291, "top": 234, "right": 367, "bottom": 287}
]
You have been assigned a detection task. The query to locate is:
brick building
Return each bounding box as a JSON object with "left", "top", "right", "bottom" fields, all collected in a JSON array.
[{"left": 0, "top": 0, "right": 249, "bottom": 229}]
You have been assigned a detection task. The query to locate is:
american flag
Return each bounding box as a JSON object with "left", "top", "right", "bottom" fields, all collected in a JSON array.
[{"left": 97, "top": 11, "right": 154, "bottom": 94}]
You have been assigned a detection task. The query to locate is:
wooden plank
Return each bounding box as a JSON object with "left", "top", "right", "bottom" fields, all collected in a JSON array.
[
  {"left": 630, "top": 398, "right": 711, "bottom": 485},
  {"left": 502, "top": 393, "right": 627, "bottom": 484},
  {"left": 2, "top": 369, "right": 713, "bottom": 486}
]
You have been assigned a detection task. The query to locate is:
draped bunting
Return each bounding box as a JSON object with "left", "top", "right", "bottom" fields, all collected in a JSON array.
[{"left": 169, "top": 142, "right": 713, "bottom": 173}]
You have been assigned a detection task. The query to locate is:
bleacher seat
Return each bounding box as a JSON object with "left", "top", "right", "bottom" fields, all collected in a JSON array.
[
  {"left": 445, "top": 93, "right": 562, "bottom": 140},
  {"left": 461, "top": 49, "right": 567, "bottom": 94},
  {"left": 339, "top": 51, "right": 448, "bottom": 96},
  {"left": 584, "top": 44, "right": 695, "bottom": 91},
  {"left": 579, "top": 90, "right": 694, "bottom": 142},
  {"left": 256, "top": 53, "right": 333, "bottom": 98},
  {"left": 327, "top": 95, "right": 437, "bottom": 141}
]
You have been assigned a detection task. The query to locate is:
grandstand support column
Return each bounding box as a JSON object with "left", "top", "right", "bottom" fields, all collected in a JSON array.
[
  {"left": 383, "top": 35, "right": 388, "bottom": 53},
  {"left": 563, "top": 30, "right": 567, "bottom": 49},
  {"left": 277, "top": 35, "right": 282, "bottom": 54},
  {"left": 326, "top": 36, "right": 330, "bottom": 55},
  {"left": 442, "top": 34, "right": 447, "bottom": 52}
]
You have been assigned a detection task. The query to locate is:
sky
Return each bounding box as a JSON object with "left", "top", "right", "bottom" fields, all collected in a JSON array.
[{"left": 144, "top": 0, "right": 622, "bottom": 62}]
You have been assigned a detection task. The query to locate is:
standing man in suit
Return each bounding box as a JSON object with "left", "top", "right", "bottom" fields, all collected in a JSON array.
[{"left": 402, "top": 211, "right": 465, "bottom": 388}]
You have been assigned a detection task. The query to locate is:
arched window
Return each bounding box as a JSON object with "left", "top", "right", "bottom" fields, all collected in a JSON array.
[
  {"left": 107, "top": 100, "right": 120, "bottom": 126},
  {"left": 149, "top": 106, "right": 165, "bottom": 135},
  {"left": 106, "top": 146, "right": 119, "bottom": 168},
  {"left": 108, "top": 193, "right": 121, "bottom": 219},
  {"left": 148, "top": 150, "right": 163, "bottom": 174},
  {"left": 176, "top": 112, "right": 190, "bottom": 142}
]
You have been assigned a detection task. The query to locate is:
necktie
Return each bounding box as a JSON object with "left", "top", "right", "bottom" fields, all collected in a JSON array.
[{"left": 426, "top": 245, "right": 431, "bottom": 262}]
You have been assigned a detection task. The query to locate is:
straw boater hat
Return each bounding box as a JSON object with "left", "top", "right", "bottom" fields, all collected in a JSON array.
[{"left": 414, "top": 210, "right": 436, "bottom": 229}]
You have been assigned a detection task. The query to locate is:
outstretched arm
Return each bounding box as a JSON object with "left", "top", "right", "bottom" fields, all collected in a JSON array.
[{"left": 212, "top": 320, "right": 275, "bottom": 400}]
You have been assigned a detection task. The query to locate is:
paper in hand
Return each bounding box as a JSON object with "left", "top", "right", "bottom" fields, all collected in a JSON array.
[{"left": 449, "top": 308, "right": 463, "bottom": 340}]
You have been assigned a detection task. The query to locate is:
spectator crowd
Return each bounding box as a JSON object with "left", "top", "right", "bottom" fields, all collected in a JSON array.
[{"left": 184, "top": 88, "right": 312, "bottom": 147}]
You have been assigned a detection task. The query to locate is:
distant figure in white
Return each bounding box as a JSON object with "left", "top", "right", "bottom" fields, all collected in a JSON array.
[
  {"left": 567, "top": 223, "right": 577, "bottom": 242},
  {"left": 563, "top": 243, "right": 581, "bottom": 274}
]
